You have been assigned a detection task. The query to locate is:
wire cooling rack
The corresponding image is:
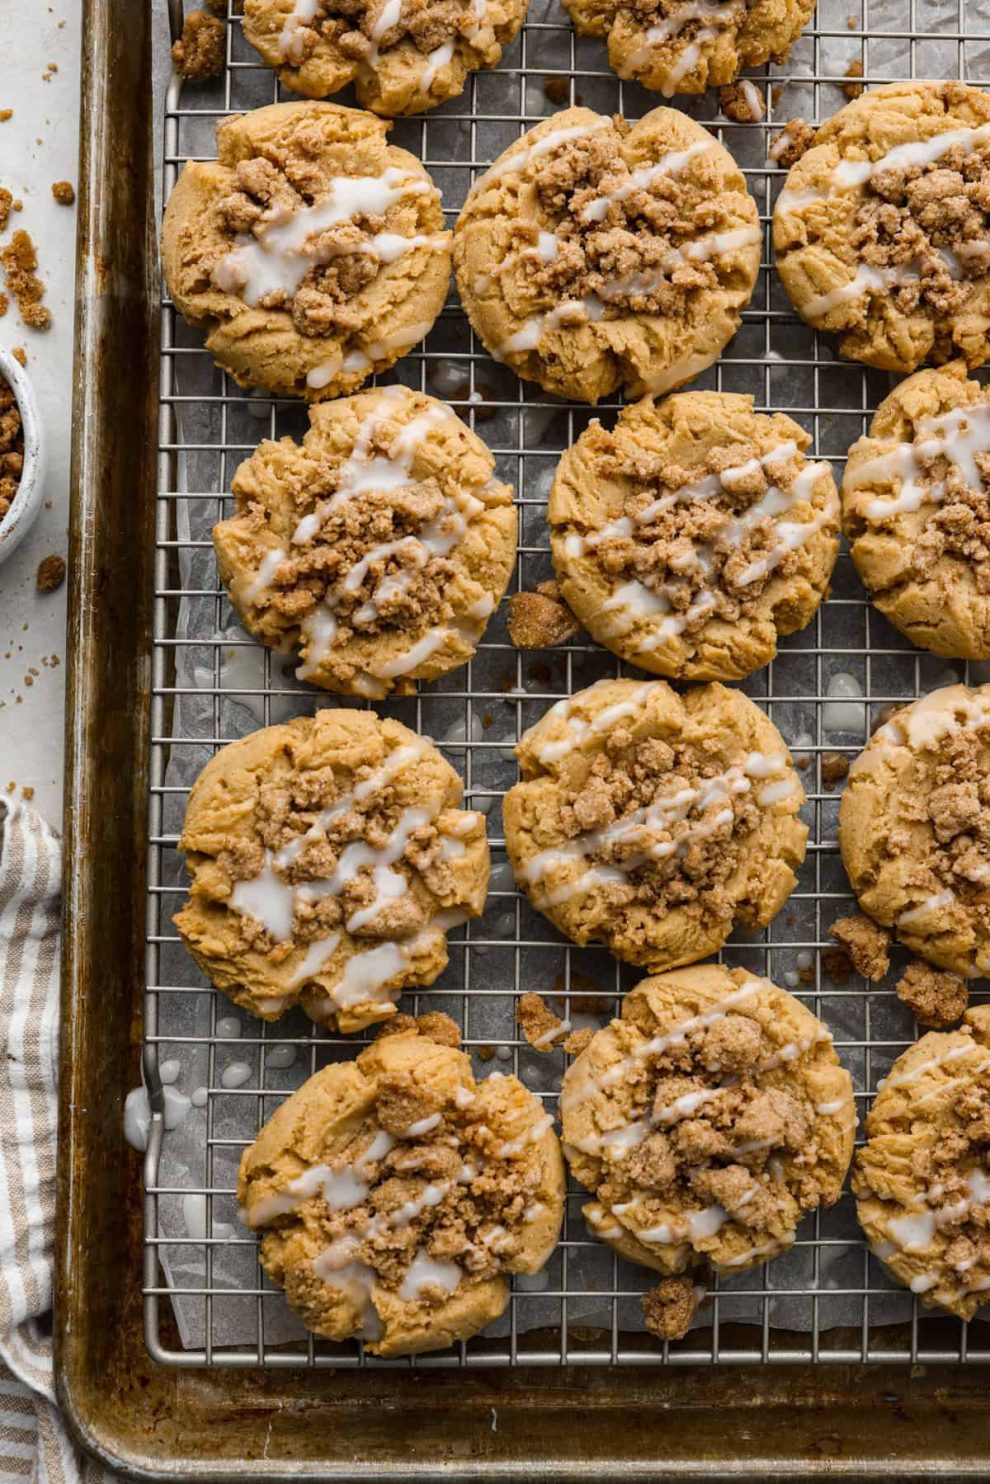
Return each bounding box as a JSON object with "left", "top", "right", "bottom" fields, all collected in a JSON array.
[{"left": 144, "top": 0, "right": 990, "bottom": 1368}]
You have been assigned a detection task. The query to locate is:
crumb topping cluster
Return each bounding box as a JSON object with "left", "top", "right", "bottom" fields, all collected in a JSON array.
[
  {"left": 0, "top": 370, "right": 23, "bottom": 526},
  {"left": 589, "top": 1009, "right": 833, "bottom": 1235},
  {"left": 851, "top": 136, "right": 990, "bottom": 326},
  {"left": 218, "top": 750, "right": 455, "bottom": 953},
  {"left": 547, "top": 729, "right": 762, "bottom": 917},
  {"left": 516, "top": 126, "right": 734, "bottom": 320},
  {"left": 573, "top": 424, "right": 813, "bottom": 632},
  {"left": 284, "top": 0, "right": 486, "bottom": 69},
  {"left": 916, "top": 729, "right": 990, "bottom": 903},
  {"left": 209, "top": 129, "right": 426, "bottom": 333}
]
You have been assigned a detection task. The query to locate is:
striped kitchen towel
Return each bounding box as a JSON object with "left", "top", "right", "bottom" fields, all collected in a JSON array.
[{"left": 0, "top": 802, "right": 114, "bottom": 1484}]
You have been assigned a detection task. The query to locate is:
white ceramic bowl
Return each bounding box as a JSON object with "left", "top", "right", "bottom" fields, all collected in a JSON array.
[{"left": 0, "top": 346, "right": 44, "bottom": 568}]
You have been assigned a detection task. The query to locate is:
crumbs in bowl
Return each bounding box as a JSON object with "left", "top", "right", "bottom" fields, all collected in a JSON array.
[{"left": 0, "top": 368, "right": 23, "bottom": 526}]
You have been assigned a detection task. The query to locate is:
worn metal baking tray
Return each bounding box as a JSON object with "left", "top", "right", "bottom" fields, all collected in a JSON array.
[{"left": 56, "top": 0, "right": 990, "bottom": 1475}]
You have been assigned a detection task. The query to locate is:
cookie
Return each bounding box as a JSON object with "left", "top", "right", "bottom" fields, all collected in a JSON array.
[
  {"left": 839, "top": 684, "right": 990, "bottom": 978},
  {"left": 160, "top": 101, "right": 450, "bottom": 399},
  {"left": 564, "top": 0, "right": 814, "bottom": 100},
  {"left": 238, "top": 1027, "right": 565, "bottom": 1355},
  {"left": 549, "top": 391, "right": 840, "bottom": 681},
  {"left": 242, "top": 0, "right": 528, "bottom": 116},
  {"left": 774, "top": 82, "right": 990, "bottom": 373},
  {"left": 502, "top": 678, "right": 807, "bottom": 971},
  {"left": 215, "top": 386, "right": 517, "bottom": 697},
  {"left": 841, "top": 363, "right": 990, "bottom": 658},
  {"left": 854, "top": 1004, "right": 990, "bottom": 1319},
  {"left": 453, "top": 107, "right": 761, "bottom": 403},
  {"left": 174, "top": 711, "right": 488, "bottom": 1032},
  {"left": 561, "top": 966, "right": 855, "bottom": 1276}
]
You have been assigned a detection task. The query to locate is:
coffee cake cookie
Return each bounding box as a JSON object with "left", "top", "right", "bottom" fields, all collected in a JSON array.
[
  {"left": 561, "top": 966, "right": 854, "bottom": 1275},
  {"left": 550, "top": 391, "right": 839, "bottom": 681},
  {"left": 842, "top": 363, "right": 990, "bottom": 658},
  {"left": 774, "top": 82, "right": 990, "bottom": 373},
  {"left": 242, "top": 0, "right": 528, "bottom": 116},
  {"left": 215, "top": 386, "right": 516, "bottom": 697},
  {"left": 855, "top": 1005, "right": 990, "bottom": 1319},
  {"left": 239, "top": 1025, "right": 565, "bottom": 1355},
  {"left": 839, "top": 684, "right": 990, "bottom": 978},
  {"left": 174, "top": 711, "right": 488, "bottom": 1033},
  {"left": 503, "top": 678, "right": 807, "bottom": 970},
  {"left": 453, "top": 107, "right": 761, "bottom": 403},
  {"left": 564, "top": 0, "right": 814, "bottom": 100},
  {"left": 160, "top": 101, "right": 450, "bottom": 399}
]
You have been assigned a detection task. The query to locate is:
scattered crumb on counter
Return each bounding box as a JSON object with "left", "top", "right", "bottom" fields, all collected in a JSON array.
[
  {"left": 821, "top": 751, "right": 849, "bottom": 789},
  {"left": 36, "top": 555, "right": 66, "bottom": 593},
  {"left": 822, "top": 946, "right": 852, "bottom": 983},
  {"left": 0, "top": 110, "right": 11, "bottom": 123},
  {"left": 477, "top": 1044, "right": 496, "bottom": 1062},
  {"left": 0, "top": 369, "right": 24, "bottom": 526},
  {"left": 11, "top": 347, "right": 25, "bottom": 366},
  {"left": 896, "top": 961, "right": 968, "bottom": 1029},
  {"left": 829, "top": 914, "right": 891, "bottom": 981},
  {"left": 508, "top": 582, "right": 582, "bottom": 648},
  {"left": 51, "top": 180, "right": 75, "bottom": 206},
  {"left": 718, "top": 80, "right": 764, "bottom": 122},
  {"left": 770, "top": 83, "right": 783, "bottom": 108},
  {"left": 798, "top": 962, "right": 815, "bottom": 985},
  {"left": 843, "top": 58, "right": 864, "bottom": 98},
  {"left": 41, "top": 62, "right": 59, "bottom": 81},
  {"left": 21, "top": 786, "right": 33, "bottom": 801},
  {"left": 171, "top": 11, "right": 226, "bottom": 79},
  {"left": 0, "top": 231, "right": 52, "bottom": 330},
  {"left": 516, "top": 991, "right": 569, "bottom": 1053},
  {"left": 642, "top": 1277, "right": 701, "bottom": 1342},
  {"left": 563, "top": 1026, "right": 595, "bottom": 1057},
  {"left": 0, "top": 189, "right": 12, "bottom": 233},
  {"left": 847, "top": 12, "right": 858, "bottom": 24},
  {"left": 769, "top": 117, "right": 816, "bottom": 168},
  {"left": 415, "top": 1010, "right": 462, "bottom": 1047}
]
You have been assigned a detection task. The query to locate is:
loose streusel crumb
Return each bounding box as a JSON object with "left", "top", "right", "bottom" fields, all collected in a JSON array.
[
  {"left": 172, "top": 10, "right": 226, "bottom": 79},
  {"left": 821, "top": 751, "right": 850, "bottom": 788},
  {"left": 205, "top": 0, "right": 228, "bottom": 13},
  {"left": 719, "top": 82, "right": 764, "bottom": 123},
  {"left": 36, "top": 555, "right": 66, "bottom": 593},
  {"left": 0, "top": 371, "right": 24, "bottom": 527},
  {"left": 11, "top": 348, "right": 25, "bottom": 366},
  {"left": 544, "top": 77, "right": 570, "bottom": 105},
  {"left": 508, "top": 586, "right": 581, "bottom": 648},
  {"left": 516, "top": 992, "right": 568, "bottom": 1053},
  {"left": 642, "top": 1276, "right": 700, "bottom": 1341},
  {"left": 477, "top": 1044, "right": 496, "bottom": 1061},
  {"left": 564, "top": 1026, "right": 595, "bottom": 1057},
  {"left": 0, "top": 189, "right": 13, "bottom": 234},
  {"left": 0, "top": 231, "right": 51, "bottom": 330},
  {"left": 830, "top": 914, "right": 891, "bottom": 981},
  {"left": 375, "top": 1013, "right": 419, "bottom": 1039},
  {"left": 871, "top": 702, "right": 903, "bottom": 734},
  {"left": 843, "top": 58, "right": 864, "bottom": 99},
  {"left": 51, "top": 180, "right": 75, "bottom": 206},
  {"left": 0, "top": 110, "right": 11, "bottom": 123},
  {"left": 822, "top": 945, "right": 852, "bottom": 983},
  {"left": 21, "top": 786, "right": 34, "bottom": 801},
  {"left": 896, "top": 960, "right": 969, "bottom": 1028},
  {"left": 769, "top": 118, "right": 816, "bottom": 169}
]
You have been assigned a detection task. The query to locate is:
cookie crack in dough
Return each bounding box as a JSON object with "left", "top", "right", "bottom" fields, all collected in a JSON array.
[
  {"left": 775, "top": 82, "right": 990, "bottom": 373},
  {"left": 174, "top": 712, "right": 490, "bottom": 1032},
  {"left": 453, "top": 107, "right": 761, "bottom": 403},
  {"left": 504, "top": 679, "right": 806, "bottom": 971},
  {"left": 243, "top": 0, "right": 526, "bottom": 116},
  {"left": 855, "top": 1005, "right": 990, "bottom": 1318},
  {"left": 215, "top": 386, "right": 516, "bottom": 696},
  {"left": 842, "top": 364, "right": 990, "bottom": 658},
  {"left": 238, "top": 1031, "right": 565, "bottom": 1355},
  {"left": 564, "top": 0, "right": 814, "bottom": 100},
  {"left": 562, "top": 967, "right": 854, "bottom": 1277},
  {"left": 550, "top": 391, "right": 839, "bottom": 681},
  {"left": 160, "top": 101, "right": 451, "bottom": 398}
]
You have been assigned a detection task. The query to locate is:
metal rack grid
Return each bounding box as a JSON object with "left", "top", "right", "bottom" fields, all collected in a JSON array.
[{"left": 145, "top": 0, "right": 990, "bottom": 1367}]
